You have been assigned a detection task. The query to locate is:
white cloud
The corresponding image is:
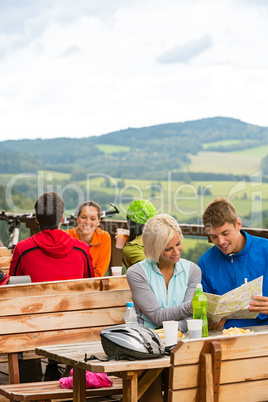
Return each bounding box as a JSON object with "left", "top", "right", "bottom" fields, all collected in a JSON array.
[
  {"left": 0, "top": 0, "right": 268, "bottom": 141},
  {"left": 157, "top": 34, "right": 213, "bottom": 63}
]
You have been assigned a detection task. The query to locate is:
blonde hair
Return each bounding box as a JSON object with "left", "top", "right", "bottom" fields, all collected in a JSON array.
[
  {"left": 142, "top": 213, "right": 182, "bottom": 262},
  {"left": 202, "top": 197, "right": 238, "bottom": 228}
]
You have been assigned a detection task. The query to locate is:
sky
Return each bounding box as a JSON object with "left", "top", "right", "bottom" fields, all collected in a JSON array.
[{"left": 1, "top": 0, "right": 268, "bottom": 141}]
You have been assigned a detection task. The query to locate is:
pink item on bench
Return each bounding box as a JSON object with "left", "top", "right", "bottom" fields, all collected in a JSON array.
[{"left": 59, "top": 369, "right": 113, "bottom": 389}]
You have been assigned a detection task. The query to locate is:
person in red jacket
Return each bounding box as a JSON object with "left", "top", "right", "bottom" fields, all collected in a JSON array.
[
  {"left": 9, "top": 192, "right": 94, "bottom": 281},
  {"left": 9, "top": 192, "right": 95, "bottom": 382}
]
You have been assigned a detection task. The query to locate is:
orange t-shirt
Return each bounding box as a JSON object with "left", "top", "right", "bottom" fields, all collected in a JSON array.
[{"left": 65, "top": 227, "right": 111, "bottom": 277}]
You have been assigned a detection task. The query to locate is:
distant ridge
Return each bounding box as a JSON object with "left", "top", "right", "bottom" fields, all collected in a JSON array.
[{"left": 0, "top": 117, "right": 267, "bottom": 179}]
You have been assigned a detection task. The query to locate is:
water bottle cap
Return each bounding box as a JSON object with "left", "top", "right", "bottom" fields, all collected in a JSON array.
[
  {"left": 196, "top": 283, "right": 203, "bottom": 291},
  {"left": 126, "top": 302, "right": 134, "bottom": 307}
]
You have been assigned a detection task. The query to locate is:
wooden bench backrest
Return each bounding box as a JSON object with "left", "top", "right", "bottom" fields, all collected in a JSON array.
[
  {"left": 0, "top": 287, "right": 132, "bottom": 354},
  {"left": 0, "top": 275, "right": 129, "bottom": 297},
  {"left": 0, "top": 247, "right": 11, "bottom": 257},
  {"left": 169, "top": 331, "right": 268, "bottom": 401}
]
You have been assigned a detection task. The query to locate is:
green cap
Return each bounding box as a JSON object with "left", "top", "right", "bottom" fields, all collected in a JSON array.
[{"left": 126, "top": 200, "right": 157, "bottom": 224}]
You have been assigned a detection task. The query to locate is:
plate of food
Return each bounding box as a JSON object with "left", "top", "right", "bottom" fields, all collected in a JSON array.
[{"left": 154, "top": 328, "right": 184, "bottom": 341}]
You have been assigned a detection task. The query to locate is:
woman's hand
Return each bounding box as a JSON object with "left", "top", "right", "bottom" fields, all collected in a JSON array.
[
  {"left": 208, "top": 317, "right": 226, "bottom": 331},
  {"left": 249, "top": 296, "right": 268, "bottom": 315}
]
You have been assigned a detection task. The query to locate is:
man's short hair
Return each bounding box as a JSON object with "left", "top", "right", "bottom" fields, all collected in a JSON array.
[
  {"left": 142, "top": 213, "right": 182, "bottom": 263},
  {"left": 35, "top": 192, "right": 64, "bottom": 230},
  {"left": 202, "top": 197, "right": 238, "bottom": 228}
]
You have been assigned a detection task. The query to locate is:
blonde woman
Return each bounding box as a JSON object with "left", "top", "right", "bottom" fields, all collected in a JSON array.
[{"left": 126, "top": 213, "right": 201, "bottom": 333}]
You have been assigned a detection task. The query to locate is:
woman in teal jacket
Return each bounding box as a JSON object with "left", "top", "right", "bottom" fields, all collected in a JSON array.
[{"left": 126, "top": 213, "right": 201, "bottom": 333}]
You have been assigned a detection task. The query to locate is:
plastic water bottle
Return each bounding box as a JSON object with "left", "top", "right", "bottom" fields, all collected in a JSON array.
[
  {"left": 192, "top": 283, "right": 208, "bottom": 337},
  {"left": 124, "top": 302, "right": 137, "bottom": 325}
]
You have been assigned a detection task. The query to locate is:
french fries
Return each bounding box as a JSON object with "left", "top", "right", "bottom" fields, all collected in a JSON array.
[{"left": 223, "top": 327, "right": 254, "bottom": 336}]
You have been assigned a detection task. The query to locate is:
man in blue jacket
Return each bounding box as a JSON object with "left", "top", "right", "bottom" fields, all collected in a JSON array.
[{"left": 198, "top": 197, "right": 268, "bottom": 329}]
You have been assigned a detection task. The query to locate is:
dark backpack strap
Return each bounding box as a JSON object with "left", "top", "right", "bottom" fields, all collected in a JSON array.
[{"left": 84, "top": 354, "right": 135, "bottom": 362}]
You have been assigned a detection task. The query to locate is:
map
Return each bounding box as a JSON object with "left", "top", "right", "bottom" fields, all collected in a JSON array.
[{"left": 204, "top": 276, "right": 263, "bottom": 322}]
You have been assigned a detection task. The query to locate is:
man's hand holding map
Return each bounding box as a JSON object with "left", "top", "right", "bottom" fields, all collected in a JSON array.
[{"left": 204, "top": 276, "right": 263, "bottom": 322}]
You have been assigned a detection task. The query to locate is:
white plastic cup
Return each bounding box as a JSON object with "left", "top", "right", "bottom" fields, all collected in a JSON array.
[
  {"left": 115, "top": 229, "right": 130, "bottom": 249},
  {"left": 187, "top": 319, "right": 203, "bottom": 339},
  {"left": 162, "top": 321, "right": 178, "bottom": 347},
  {"left": 111, "top": 266, "right": 122, "bottom": 276}
]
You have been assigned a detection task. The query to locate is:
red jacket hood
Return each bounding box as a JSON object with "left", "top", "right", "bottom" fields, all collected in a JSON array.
[{"left": 32, "top": 229, "right": 75, "bottom": 258}]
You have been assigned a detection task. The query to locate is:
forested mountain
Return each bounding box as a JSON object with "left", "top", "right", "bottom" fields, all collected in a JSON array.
[{"left": 1, "top": 117, "right": 267, "bottom": 180}]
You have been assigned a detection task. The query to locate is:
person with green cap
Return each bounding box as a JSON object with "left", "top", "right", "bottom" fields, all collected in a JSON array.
[{"left": 123, "top": 199, "right": 157, "bottom": 268}]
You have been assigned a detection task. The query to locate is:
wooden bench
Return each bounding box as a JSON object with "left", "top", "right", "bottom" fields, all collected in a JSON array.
[
  {"left": 0, "top": 377, "right": 123, "bottom": 401},
  {"left": 0, "top": 247, "right": 11, "bottom": 276},
  {"left": 168, "top": 327, "right": 268, "bottom": 401},
  {"left": 0, "top": 276, "right": 131, "bottom": 401},
  {"left": 0, "top": 275, "right": 129, "bottom": 364},
  {"left": 0, "top": 274, "right": 129, "bottom": 298}
]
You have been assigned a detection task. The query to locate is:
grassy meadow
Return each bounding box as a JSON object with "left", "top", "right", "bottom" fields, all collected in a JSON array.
[
  {"left": 1, "top": 142, "right": 267, "bottom": 233},
  {"left": 77, "top": 175, "right": 268, "bottom": 227},
  {"left": 203, "top": 139, "right": 254, "bottom": 149},
  {"left": 189, "top": 151, "right": 261, "bottom": 175},
  {"left": 96, "top": 144, "right": 130, "bottom": 154}
]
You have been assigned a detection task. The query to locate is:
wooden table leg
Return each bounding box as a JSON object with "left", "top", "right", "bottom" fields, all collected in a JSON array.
[
  {"left": 121, "top": 371, "right": 138, "bottom": 402},
  {"left": 72, "top": 366, "right": 86, "bottom": 402},
  {"left": 8, "top": 353, "right": 20, "bottom": 384},
  {"left": 138, "top": 368, "right": 163, "bottom": 400}
]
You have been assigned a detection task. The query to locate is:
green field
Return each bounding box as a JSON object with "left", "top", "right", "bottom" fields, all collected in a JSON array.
[
  {"left": 234, "top": 144, "right": 268, "bottom": 158},
  {"left": 181, "top": 237, "right": 211, "bottom": 253},
  {"left": 41, "top": 170, "right": 72, "bottom": 180},
  {"left": 78, "top": 175, "right": 268, "bottom": 228},
  {"left": 203, "top": 139, "right": 245, "bottom": 149},
  {"left": 1, "top": 142, "right": 268, "bottom": 229},
  {"left": 189, "top": 151, "right": 261, "bottom": 175},
  {"left": 96, "top": 144, "right": 130, "bottom": 154}
]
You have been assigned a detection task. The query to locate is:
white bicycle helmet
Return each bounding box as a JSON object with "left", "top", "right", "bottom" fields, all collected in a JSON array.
[{"left": 100, "top": 324, "right": 165, "bottom": 360}]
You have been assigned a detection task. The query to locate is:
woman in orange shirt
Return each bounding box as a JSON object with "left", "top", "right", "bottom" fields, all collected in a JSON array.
[{"left": 66, "top": 201, "right": 111, "bottom": 277}]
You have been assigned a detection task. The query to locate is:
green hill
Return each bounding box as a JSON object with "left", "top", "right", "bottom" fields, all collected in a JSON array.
[{"left": 0, "top": 117, "right": 267, "bottom": 180}]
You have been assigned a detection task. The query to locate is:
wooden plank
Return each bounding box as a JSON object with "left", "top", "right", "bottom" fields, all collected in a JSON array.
[
  {"left": 0, "top": 278, "right": 101, "bottom": 298},
  {"left": 7, "top": 353, "right": 20, "bottom": 384},
  {"left": 170, "top": 364, "right": 199, "bottom": 390},
  {"left": 0, "top": 355, "right": 8, "bottom": 363},
  {"left": 105, "top": 276, "right": 129, "bottom": 290},
  {"left": 219, "top": 379, "right": 268, "bottom": 401},
  {"left": 220, "top": 356, "right": 268, "bottom": 384},
  {"left": 0, "top": 276, "right": 129, "bottom": 298},
  {"left": 171, "top": 356, "right": 268, "bottom": 390},
  {"left": 168, "top": 388, "right": 197, "bottom": 402},
  {"left": 0, "top": 248, "right": 11, "bottom": 257},
  {"left": 1, "top": 326, "right": 111, "bottom": 354},
  {"left": 169, "top": 380, "right": 268, "bottom": 402},
  {"left": 171, "top": 354, "right": 268, "bottom": 391},
  {"left": 137, "top": 368, "right": 163, "bottom": 400},
  {"left": 0, "top": 289, "right": 132, "bottom": 316},
  {"left": 0, "top": 377, "right": 123, "bottom": 399},
  {"left": 35, "top": 342, "right": 170, "bottom": 374},
  {"left": 171, "top": 333, "right": 268, "bottom": 365},
  {"left": 0, "top": 266, "right": 9, "bottom": 273},
  {"left": 121, "top": 371, "right": 138, "bottom": 402},
  {"left": 199, "top": 354, "right": 213, "bottom": 402},
  {"left": 0, "top": 306, "right": 127, "bottom": 335},
  {"left": 1, "top": 352, "right": 45, "bottom": 363},
  {"left": 73, "top": 366, "right": 86, "bottom": 402}
]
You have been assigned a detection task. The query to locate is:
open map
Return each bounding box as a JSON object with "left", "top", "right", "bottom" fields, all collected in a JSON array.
[{"left": 204, "top": 276, "right": 263, "bottom": 322}]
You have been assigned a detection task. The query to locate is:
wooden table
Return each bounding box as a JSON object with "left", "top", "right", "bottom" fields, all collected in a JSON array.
[
  {"left": 36, "top": 328, "right": 268, "bottom": 401},
  {"left": 35, "top": 341, "right": 170, "bottom": 402}
]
